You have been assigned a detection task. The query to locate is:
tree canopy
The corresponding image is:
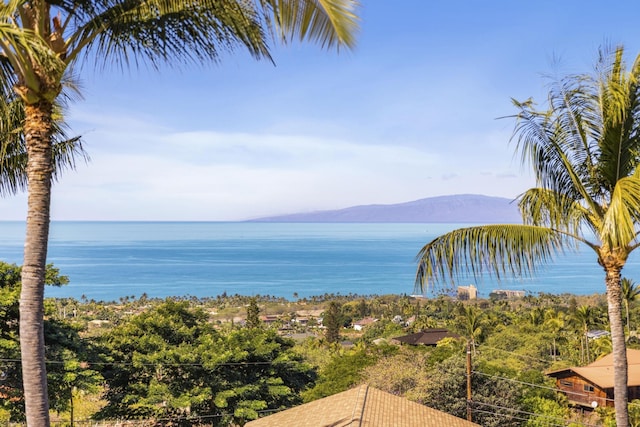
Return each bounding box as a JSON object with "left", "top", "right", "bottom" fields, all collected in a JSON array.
[{"left": 96, "top": 300, "right": 315, "bottom": 426}]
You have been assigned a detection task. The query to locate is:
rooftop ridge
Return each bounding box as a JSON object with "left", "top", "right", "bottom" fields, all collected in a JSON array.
[{"left": 351, "top": 384, "right": 369, "bottom": 426}]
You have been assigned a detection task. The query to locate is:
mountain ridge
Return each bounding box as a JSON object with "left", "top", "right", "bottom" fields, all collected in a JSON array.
[{"left": 249, "top": 194, "right": 521, "bottom": 223}]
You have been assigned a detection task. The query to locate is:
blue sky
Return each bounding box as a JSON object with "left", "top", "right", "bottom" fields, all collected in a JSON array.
[{"left": 3, "top": 1, "right": 640, "bottom": 221}]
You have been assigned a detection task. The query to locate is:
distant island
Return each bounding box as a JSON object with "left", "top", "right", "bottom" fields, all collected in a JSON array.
[{"left": 249, "top": 194, "right": 521, "bottom": 223}]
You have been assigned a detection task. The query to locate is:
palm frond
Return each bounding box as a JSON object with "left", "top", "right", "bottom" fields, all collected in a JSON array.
[
  {"left": 595, "top": 47, "right": 640, "bottom": 190},
  {"left": 63, "top": 0, "right": 357, "bottom": 69},
  {"left": 0, "top": 56, "right": 17, "bottom": 100},
  {"left": 66, "top": 0, "right": 274, "bottom": 68},
  {"left": 510, "top": 94, "right": 595, "bottom": 204},
  {"left": 0, "top": 2, "right": 66, "bottom": 101},
  {"left": 600, "top": 173, "right": 640, "bottom": 249},
  {"left": 415, "top": 225, "right": 567, "bottom": 293},
  {"left": 0, "top": 96, "right": 88, "bottom": 196},
  {"left": 509, "top": 48, "right": 640, "bottom": 228},
  {"left": 262, "top": 0, "right": 359, "bottom": 49},
  {"left": 517, "top": 187, "right": 594, "bottom": 239}
]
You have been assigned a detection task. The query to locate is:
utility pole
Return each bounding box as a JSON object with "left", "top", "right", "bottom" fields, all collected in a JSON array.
[{"left": 466, "top": 340, "right": 473, "bottom": 422}]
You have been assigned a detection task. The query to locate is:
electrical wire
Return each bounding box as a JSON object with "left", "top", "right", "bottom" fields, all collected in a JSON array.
[
  {"left": 471, "top": 400, "right": 601, "bottom": 427},
  {"left": 0, "top": 357, "right": 305, "bottom": 367}
]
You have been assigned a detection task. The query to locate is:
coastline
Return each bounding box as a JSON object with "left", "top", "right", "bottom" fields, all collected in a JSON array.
[{"left": 0, "top": 222, "right": 633, "bottom": 302}]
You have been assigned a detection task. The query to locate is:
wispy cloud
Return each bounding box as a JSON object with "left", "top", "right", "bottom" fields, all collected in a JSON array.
[{"left": 40, "top": 108, "right": 533, "bottom": 220}]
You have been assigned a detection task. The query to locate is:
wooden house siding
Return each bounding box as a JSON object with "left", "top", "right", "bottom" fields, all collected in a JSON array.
[
  {"left": 547, "top": 350, "right": 640, "bottom": 409},
  {"left": 552, "top": 372, "right": 609, "bottom": 407}
]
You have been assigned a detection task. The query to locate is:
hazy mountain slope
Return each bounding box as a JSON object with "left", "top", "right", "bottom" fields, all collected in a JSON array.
[{"left": 249, "top": 194, "right": 521, "bottom": 223}]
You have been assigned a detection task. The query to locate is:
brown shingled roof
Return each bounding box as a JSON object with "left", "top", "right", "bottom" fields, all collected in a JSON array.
[
  {"left": 392, "top": 329, "right": 461, "bottom": 346},
  {"left": 547, "top": 349, "right": 640, "bottom": 389},
  {"left": 245, "top": 384, "right": 480, "bottom": 427}
]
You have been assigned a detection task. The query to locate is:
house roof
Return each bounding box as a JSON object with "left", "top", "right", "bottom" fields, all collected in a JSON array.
[
  {"left": 547, "top": 349, "right": 640, "bottom": 389},
  {"left": 392, "top": 329, "right": 461, "bottom": 346},
  {"left": 354, "top": 317, "right": 378, "bottom": 326},
  {"left": 245, "top": 384, "right": 480, "bottom": 427}
]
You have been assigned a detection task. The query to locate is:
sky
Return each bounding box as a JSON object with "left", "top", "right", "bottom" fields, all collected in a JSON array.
[{"left": 3, "top": 1, "right": 640, "bottom": 221}]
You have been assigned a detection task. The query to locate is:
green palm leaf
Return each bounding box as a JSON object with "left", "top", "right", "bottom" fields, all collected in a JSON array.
[
  {"left": 264, "top": 0, "right": 359, "bottom": 49},
  {"left": 600, "top": 173, "right": 640, "bottom": 249},
  {"left": 415, "top": 224, "right": 566, "bottom": 291},
  {"left": 0, "top": 96, "right": 88, "bottom": 196}
]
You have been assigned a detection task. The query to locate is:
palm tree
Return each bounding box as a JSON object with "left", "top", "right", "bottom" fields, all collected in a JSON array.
[
  {"left": 458, "top": 304, "right": 485, "bottom": 354},
  {"left": 0, "top": 2, "right": 358, "bottom": 425},
  {"left": 528, "top": 306, "right": 545, "bottom": 327},
  {"left": 569, "top": 305, "right": 605, "bottom": 364},
  {"left": 623, "top": 278, "right": 640, "bottom": 338},
  {"left": 415, "top": 46, "right": 640, "bottom": 426},
  {"left": 543, "top": 308, "right": 565, "bottom": 361}
]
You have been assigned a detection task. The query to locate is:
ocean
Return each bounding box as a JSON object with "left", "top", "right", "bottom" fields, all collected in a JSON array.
[{"left": 0, "top": 221, "right": 637, "bottom": 302}]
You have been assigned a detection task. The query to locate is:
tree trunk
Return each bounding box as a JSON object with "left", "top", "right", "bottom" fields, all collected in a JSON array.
[
  {"left": 19, "top": 101, "right": 54, "bottom": 427},
  {"left": 605, "top": 267, "right": 628, "bottom": 427},
  {"left": 585, "top": 329, "right": 590, "bottom": 363},
  {"left": 626, "top": 299, "right": 631, "bottom": 338}
]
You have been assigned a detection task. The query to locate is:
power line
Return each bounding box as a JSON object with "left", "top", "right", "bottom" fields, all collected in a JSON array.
[
  {"left": 0, "top": 357, "right": 306, "bottom": 368},
  {"left": 471, "top": 369, "right": 618, "bottom": 406},
  {"left": 472, "top": 401, "right": 600, "bottom": 427},
  {"left": 476, "top": 343, "right": 555, "bottom": 364}
]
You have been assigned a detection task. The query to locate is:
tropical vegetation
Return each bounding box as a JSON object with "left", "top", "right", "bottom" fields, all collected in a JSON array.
[
  {"left": 4, "top": 266, "right": 640, "bottom": 425},
  {"left": 416, "top": 45, "right": 640, "bottom": 426}
]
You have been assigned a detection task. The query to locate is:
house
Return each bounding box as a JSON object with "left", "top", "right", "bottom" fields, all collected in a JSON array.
[
  {"left": 404, "top": 315, "right": 416, "bottom": 326},
  {"left": 259, "top": 314, "right": 280, "bottom": 325},
  {"left": 392, "top": 329, "right": 461, "bottom": 346},
  {"left": 296, "top": 309, "right": 325, "bottom": 319},
  {"left": 292, "top": 316, "right": 310, "bottom": 326},
  {"left": 586, "top": 330, "right": 610, "bottom": 339},
  {"left": 546, "top": 349, "right": 640, "bottom": 408},
  {"left": 353, "top": 317, "right": 378, "bottom": 331},
  {"left": 245, "top": 384, "right": 480, "bottom": 427},
  {"left": 87, "top": 319, "right": 110, "bottom": 329}
]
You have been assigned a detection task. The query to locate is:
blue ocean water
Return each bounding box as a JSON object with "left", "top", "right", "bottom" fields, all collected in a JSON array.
[{"left": 0, "top": 221, "right": 638, "bottom": 302}]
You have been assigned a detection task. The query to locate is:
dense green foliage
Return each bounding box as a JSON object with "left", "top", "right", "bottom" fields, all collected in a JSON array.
[
  {"left": 323, "top": 301, "right": 342, "bottom": 343},
  {"left": 246, "top": 297, "right": 261, "bottom": 329},
  {"left": 0, "top": 262, "right": 101, "bottom": 422},
  {"left": 301, "top": 344, "right": 388, "bottom": 402},
  {"left": 95, "top": 300, "right": 314, "bottom": 426}
]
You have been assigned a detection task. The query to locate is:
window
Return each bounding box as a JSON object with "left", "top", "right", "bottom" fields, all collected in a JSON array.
[
  {"left": 584, "top": 384, "right": 595, "bottom": 392},
  {"left": 560, "top": 380, "right": 573, "bottom": 387}
]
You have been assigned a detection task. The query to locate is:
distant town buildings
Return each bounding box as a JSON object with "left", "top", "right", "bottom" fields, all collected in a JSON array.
[
  {"left": 457, "top": 284, "right": 477, "bottom": 300},
  {"left": 490, "top": 289, "right": 526, "bottom": 299},
  {"left": 457, "top": 285, "right": 526, "bottom": 300}
]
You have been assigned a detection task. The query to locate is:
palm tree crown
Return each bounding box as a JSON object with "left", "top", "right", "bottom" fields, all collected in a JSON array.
[{"left": 416, "top": 46, "right": 640, "bottom": 426}]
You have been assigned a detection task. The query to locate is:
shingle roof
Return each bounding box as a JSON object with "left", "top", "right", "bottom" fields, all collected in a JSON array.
[
  {"left": 547, "top": 349, "right": 640, "bottom": 389},
  {"left": 245, "top": 384, "right": 480, "bottom": 427},
  {"left": 392, "top": 329, "right": 460, "bottom": 346}
]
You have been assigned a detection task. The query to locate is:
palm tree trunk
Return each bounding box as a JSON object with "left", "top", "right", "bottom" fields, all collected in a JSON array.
[
  {"left": 626, "top": 299, "right": 631, "bottom": 338},
  {"left": 19, "top": 101, "right": 54, "bottom": 427},
  {"left": 585, "top": 329, "right": 590, "bottom": 363},
  {"left": 605, "top": 268, "right": 628, "bottom": 427}
]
